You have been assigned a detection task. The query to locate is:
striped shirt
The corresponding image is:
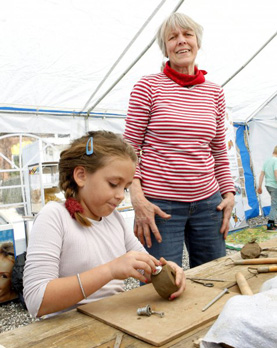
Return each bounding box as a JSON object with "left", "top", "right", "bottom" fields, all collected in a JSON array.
[{"left": 123, "top": 72, "right": 235, "bottom": 202}]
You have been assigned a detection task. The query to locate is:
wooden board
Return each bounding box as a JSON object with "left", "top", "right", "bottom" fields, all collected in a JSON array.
[{"left": 77, "top": 282, "right": 236, "bottom": 346}]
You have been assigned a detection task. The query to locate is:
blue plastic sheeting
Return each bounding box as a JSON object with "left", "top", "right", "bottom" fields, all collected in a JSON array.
[
  {"left": 263, "top": 206, "right": 270, "bottom": 216},
  {"left": 235, "top": 125, "right": 259, "bottom": 219}
]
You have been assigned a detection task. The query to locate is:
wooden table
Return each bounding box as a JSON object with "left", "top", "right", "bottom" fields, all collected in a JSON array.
[{"left": 1, "top": 238, "right": 277, "bottom": 348}]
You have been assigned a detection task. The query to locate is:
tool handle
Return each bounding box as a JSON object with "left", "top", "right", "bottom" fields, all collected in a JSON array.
[
  {"left": 257, "top": 265, "right": 277, "bottom": 273},
  {"left": 234, "top": 258, "right": 277, "bottom": 265},
  {"left": 235, "top": 272, "right": 253, "bottom": 295}
]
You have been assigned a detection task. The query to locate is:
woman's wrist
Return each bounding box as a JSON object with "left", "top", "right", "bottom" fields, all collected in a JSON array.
[{"left": 222, "top": 191, "right": 235, "bottom": 199}]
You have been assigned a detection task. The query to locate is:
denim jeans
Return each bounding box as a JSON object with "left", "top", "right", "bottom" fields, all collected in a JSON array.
[
  {"left": 266, "top": 186, "right": 277, "bottom": 222},
  {"left": 147, "top": 191, "right": 225, "bottom": 268}
]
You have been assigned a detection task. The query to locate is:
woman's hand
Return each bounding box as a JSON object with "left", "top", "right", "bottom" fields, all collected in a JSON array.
[
  {"left": 108, "top": 251, "right": 160, "bottom": 283},
  {"left": 133, "top": 196, "right": 171, "bottom": 248},
  {"left": 159, "top": 257, "right": 186, "bottom": 300},
  {"left": 217, "top": 192, "right": 235, "bottom": 239},
  {"left": 130, "top": 179, "right": 171, "bottom": 248}
]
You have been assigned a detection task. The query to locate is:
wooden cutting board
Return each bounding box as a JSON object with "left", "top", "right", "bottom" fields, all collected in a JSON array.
[{"left": 77, "top": 282, "right": 236, "bottom": 346}]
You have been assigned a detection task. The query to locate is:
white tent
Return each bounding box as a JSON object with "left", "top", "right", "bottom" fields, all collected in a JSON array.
[{"left": 0, "top": 0, "right": 276, "bottom": 221}]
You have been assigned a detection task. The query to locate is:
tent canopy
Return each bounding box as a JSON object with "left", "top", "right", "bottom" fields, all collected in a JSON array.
[{"left": 0, "top": 0, "right": 276, "bottom": 134}]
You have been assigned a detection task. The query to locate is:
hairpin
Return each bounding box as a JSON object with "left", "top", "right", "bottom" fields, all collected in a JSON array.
[{"left": 86, "top": 136, "right": 93, "bottom": 155}]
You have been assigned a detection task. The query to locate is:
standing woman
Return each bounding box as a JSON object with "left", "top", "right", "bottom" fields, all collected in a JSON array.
[{"left": 124, "top": 13, "right": 235, "bottom": 268}]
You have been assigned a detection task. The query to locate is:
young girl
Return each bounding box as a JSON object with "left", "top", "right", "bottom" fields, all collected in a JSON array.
[{"left": 23, "top": 131, "right": 186, "bottom": 318}]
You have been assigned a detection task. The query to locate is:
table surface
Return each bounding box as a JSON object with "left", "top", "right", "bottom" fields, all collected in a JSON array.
[{"left": 1, "top": 238, "right": 277, "bottom": 348}]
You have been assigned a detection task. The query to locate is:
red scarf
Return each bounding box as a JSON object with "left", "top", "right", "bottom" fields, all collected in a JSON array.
[{"left": 163, "top": 61, "right": 207, "bottom": 87}]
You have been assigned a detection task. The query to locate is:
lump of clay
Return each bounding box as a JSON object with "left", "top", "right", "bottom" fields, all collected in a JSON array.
[
  {"left": 151, "top": 264, "right": 179, "bottom": 299},
  {"left": 240, "top": 239, "right": 261, "bottom": 259}
]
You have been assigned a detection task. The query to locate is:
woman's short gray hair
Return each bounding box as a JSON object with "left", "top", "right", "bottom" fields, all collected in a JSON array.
[{"left": 156, "top": 12, "right": 203, "bottom": 57}]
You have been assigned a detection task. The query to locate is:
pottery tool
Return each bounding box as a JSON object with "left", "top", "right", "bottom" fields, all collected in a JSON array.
[
  {"left": 113, "top": 332, "right": 123, "bottom": 348},
  {"left": 202, "top": 288, "right": 229, "bottom": 312},
  {"left": 248, "top": 265, "right": 277, "bottom": 274},
  {"left": 187, "top": 277, "right": 226, "bottom": 282},
  {"left": 235, "top": 272, "right": 253, "bottom": 295},
  {"left": 230, "top": 258, "right": 277, "bottom": 265},
  {"left": 188, "top": 279, "right": 214, "bottom": 287}
]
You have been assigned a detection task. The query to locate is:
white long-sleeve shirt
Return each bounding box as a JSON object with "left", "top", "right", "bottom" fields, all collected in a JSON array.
[
  {"left": 23, "top": 202, "right": 145, "bottom": 317},
  {"left": 124, "top": 73, "right": 235, "bottom": 202}
]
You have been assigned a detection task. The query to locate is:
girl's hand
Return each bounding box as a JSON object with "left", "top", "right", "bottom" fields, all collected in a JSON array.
[
  {"left": 159, "top": 257, "right": 186, "bottom": 300},
  {"left": 108, "top": 251, "right": 160, "bottom": 283}
]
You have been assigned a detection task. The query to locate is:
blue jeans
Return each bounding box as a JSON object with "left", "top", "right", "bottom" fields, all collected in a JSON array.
[
  {"left": 147, "top": 191, "right": 225, "bottom": 268},
  {"left": 266, "top": 186, "right": 277, "bottom": 222}
]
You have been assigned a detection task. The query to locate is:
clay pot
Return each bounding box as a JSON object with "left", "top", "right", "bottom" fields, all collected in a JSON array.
[{"left": 151, "top": 264, "right": 179, "bottom": 299}]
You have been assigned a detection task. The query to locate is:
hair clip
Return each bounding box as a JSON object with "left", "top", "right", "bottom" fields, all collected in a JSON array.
[{"left": 86, "top": 137, "right": 93, "bottom": 155}]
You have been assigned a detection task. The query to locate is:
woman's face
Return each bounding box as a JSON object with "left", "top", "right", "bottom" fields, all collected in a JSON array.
[
  {"left": 165, "top": 26, "right": 198, "bottom": 75},
  {"left": 0, "top": 254, "right": 14, "bottom": 300},
  {"left": 75, "top": 157, "right": 136, "bottom": 221}
]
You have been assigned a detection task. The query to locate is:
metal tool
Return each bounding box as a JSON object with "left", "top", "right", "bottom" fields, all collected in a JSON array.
[
  {"left": 248, "top": 265, "right": 277, "bottom": 274},
  {"left": 113, "top": 332, "right": 123, "bottom": 348},
  {"left": 187, "top": 277, "right": 226, "bottom": 282},
  {"left": 189, "top": 279, "right": 214, "bottom": 287},
  {"left": 137, "top": 304, "right": 164, "bottom": 318},
  {"left": 152, "top": 265, "right": 162, "bottom": 275},
  {"left": 202, "top": 288, "right": 229, "bottom": 312}
]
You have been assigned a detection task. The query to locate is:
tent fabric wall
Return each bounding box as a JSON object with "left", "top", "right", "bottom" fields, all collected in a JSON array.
[
  {"left": 0, "top": 0, "right": 276, "bottom": 223},
  {"left": 0, "top": 0, "right": 275, "bottom": 117},
  {"left": 248, "top": 119, "right": 277, "bottom": 216}
]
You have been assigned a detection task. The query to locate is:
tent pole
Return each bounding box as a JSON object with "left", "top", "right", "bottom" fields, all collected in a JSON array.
[
  {"left": 86, "top": 0, "right": 185, "bottom": 115},
  {"left": 221, "top": 31, "right": 276, "bottom": 87},
  {"left": 80, "top": 0, "right": 167, "bottom": 114},
  {"left": 244, "top": 90, "right": 277, "bottom": 124}
]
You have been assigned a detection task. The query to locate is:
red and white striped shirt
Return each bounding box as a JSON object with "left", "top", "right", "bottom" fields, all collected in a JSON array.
[{"left": 123, "top": 72, "right": 235, "bottom": 202}]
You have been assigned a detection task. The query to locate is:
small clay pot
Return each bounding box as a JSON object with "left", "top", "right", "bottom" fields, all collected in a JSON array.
[
  {"left": 151, "top": 264, "right": 179, "bottom": 299},
  {"left": 240, "top": 240, "right": 262, "bottom": 259}
]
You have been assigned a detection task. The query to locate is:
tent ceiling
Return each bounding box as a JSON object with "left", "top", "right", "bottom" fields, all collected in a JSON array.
[{"left": 0, "top": 0, "right": 276, "bottom": 125}]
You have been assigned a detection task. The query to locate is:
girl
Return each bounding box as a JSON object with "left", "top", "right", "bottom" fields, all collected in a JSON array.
[{"left": 23, "top": 131, "right": 186, "bottom": 318}]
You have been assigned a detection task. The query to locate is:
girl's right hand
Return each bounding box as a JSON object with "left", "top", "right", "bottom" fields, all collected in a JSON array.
[{"left": 107, "top": 251, "right": 160, "bottom": 283}]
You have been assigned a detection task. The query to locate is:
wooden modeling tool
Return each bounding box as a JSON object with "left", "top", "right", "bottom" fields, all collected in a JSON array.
[
  {"left": 235, "top": 272, "right": 253, "bottom": 295},
  {"left": 232, "top": 258, "right": 277, "bottom": 265},
  {"left": 248, "top": 265, "right": 277, "bottom": 273}
]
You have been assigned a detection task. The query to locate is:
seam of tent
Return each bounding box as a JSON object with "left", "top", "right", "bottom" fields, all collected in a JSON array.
[{"left": 0, "top": 106, "right": 126, "bottom": 118}]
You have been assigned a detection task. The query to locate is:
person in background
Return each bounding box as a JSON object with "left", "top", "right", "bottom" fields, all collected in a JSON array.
[
  {"left": 23, "top": 130, "right": 186, "bottom": 318},
  {"left": 257, "top": 145, "right": 277, "bottom": 230},
  {"left": 123, "top": 12, "right": 235, "bottom": 269},
  {"left": 0, "top": 242, "right": 17, "bottom": 303}
]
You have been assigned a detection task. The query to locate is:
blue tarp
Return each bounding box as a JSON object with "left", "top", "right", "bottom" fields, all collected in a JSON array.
[{"left": 235, "top": 125, "right": 260, "bottom": 219}]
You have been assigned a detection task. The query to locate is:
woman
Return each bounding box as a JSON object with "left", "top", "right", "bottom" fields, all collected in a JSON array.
[{"left": 123, "top": 13, "right": 235, "bottom": 268}]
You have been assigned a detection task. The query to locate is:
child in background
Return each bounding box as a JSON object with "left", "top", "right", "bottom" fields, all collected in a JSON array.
[
  {"left": 0, "top": 242, "right": 17, "bottom": 303},
  {"left": 23, "top": 131, "right": 186, "bottom": 318}
]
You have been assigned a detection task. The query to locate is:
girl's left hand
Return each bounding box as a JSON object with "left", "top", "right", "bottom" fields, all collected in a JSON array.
[{"left": 159, "top": 257, "right": 186, "bottom": 300}]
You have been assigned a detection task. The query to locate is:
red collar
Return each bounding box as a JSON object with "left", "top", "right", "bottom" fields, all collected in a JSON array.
[{"left": 163, "top": 61, "right": 207, "bottom": 87}]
